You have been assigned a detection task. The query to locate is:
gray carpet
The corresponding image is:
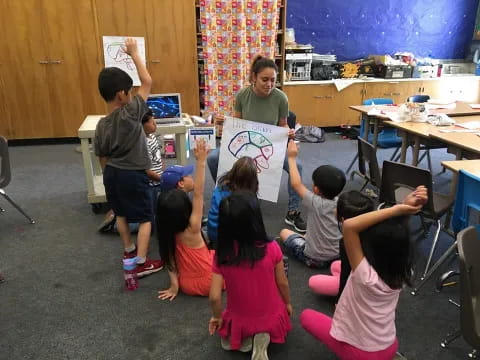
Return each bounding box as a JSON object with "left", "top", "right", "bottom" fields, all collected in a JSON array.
[{"left": 0, "top": 133, "right": 471, "bottom": 360}]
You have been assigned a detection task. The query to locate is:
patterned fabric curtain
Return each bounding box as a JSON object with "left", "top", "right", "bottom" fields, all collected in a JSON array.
[{"left": 199, "top": 0, "right": 280, "bottom": 116}]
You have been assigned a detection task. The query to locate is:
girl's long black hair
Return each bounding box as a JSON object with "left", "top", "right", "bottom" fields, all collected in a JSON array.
[
  {"left": 360, "top": 216, "right": 413, "bottom": 289},
  {"left": 156, "top": 189, "right": 192, "bottom": 271},
  {"left": 216, "top": 191, "right": 268, "bottom": 267}
]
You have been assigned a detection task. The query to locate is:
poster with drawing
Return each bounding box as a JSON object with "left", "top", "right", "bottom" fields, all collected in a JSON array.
[
  {"left": 102, "top": 36, "right": 146, "bottom": 86},
  {"left": 218, "top": 117, "right": 289, "bottom": 202}
]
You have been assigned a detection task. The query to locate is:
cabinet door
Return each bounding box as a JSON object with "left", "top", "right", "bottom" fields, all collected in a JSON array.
[
  {"left": 435, "top": 77, "right": 480, "bottom": 103},
  {"left": 43, "top": 0, "right": 104, "bottom": 137},
  {"left": 0, "top": 0, "right": 53, "bottom": 139},
  {"left": 340, "top": 83, "right": 364, "bottom": 125},
  {"left": 285, "top": 85, "right": 342, "bottom": 126},
  {"left": 364, "top": 81, "right": 417, "bottom": 104},
  {"left": 145, "top": 0, "right": 200, "bottom": 115}
]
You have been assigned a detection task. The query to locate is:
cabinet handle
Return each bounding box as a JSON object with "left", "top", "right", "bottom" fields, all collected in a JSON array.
[
  {"left": 39, "top": 60, "right": 49, "bottom": 64},
  {"left": 383, "top": 93, "right": 392, "bottom": 96},
  {"left": 418, "top": 87, "right": 421, "bottom": 92},
  {"left": 50, "top": 60, "right": 62, "bottom": 64},
  {"left": 392, "top": 92, "right": 401, "bottom": 96},
  {"left": 324, "top": 95, "right": 333, "bottom": 99},
  {"left": 313, "top": 96, "right": 324, "bottom": 99},
  {"left": 422, "top": 87, "right": 424, "bottom": 92},
  {"left": 151, "top": 60, "right": 161, "bottom": 63}
]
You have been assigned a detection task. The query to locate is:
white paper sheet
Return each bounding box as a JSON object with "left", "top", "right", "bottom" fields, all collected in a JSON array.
[
  {"left": 456, "top": 121, "right": 480, "bottom": 130},
  {"left": 217, "top": 117, "right": 289, "bottom": 202},
  {"left": 102, "top": 36, "right": 146, "bottom": 86}
]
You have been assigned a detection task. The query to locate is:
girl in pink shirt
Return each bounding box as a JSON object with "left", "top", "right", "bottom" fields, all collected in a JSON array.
[
  {"left": 301, "top": 187, "right": 427, "bottom": 360},
  {"left": 209, "top": 192, "right": 292, "bottom": 359}
]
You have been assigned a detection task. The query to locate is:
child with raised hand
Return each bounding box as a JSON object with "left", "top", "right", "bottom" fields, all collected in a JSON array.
[
  {"left": 156, "top": 139, "right": 212, "bottom": 300},
  {"left": 300, "top": 187, "right": 428, "bottom": 360},
  {"left": 207, "top": 156, "right": 259, "bottom": 248},
  {"left": 279, "top": 140, "right": 346, "bottom": 268},
  {"left": 209, "top": 191, "right": 292, "bottom": 360}
]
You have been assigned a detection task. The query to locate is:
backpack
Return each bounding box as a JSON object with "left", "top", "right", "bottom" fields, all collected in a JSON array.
[{"left": 294, "top": 126, "right": 325, "bottom": 143}]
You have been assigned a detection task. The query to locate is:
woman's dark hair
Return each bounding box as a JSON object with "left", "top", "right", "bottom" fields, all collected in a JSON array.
[
  {"left": 156, "top": 189, "right": 192, "bottom": 271},
  {"left": 360, "top": 216, "right": 413, "bottom": 289},
  {"left": 141, "top": 109, "right": 154, "bottom": 124},
  {"left": 249, "top": 55, "right": 278, "bottom": 83},
  {"left": 337, "top": 191, "right": 375, "bottom": 221},
  {"left": 98, "top": 67, "right": 133, "bottom": 102},
  {"left": 218, "top": 156, "right": 259, "bottom": 193},
  {"left": 216, "top": 191, "right": 268, "bottom": 267}
]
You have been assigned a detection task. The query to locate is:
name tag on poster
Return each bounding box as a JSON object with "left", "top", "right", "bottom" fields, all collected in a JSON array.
[{"left": 188, "top": 127, "right": 216, "bottom": 149}]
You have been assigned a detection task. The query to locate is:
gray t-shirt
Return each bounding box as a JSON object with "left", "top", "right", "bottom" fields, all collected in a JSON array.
[
  {"left": 94, "top": 95, "right": 151, "bottom": 170},
  {"left": 303, "top": 190, "right": 342, "bottom": 261},
  {"left": 234, "top": 86, "right": 289, "bottom": 126}
]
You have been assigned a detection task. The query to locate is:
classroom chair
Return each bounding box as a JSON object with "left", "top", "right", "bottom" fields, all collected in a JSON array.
[
  {"left": 411, "top": 169, "right": 480, "bottom": 295},
  {"left": 0, "top": 136, "right": 35, "bottom": 224},
  {"left": 350, "top": 137, "right": 382, "bottom": 192},
  {"left": 440, "top": 226, "right": 480, "bottom": 359},
  {"left": 378, "top": 161, "right": 454, "bottom": 294},
  {"left": 346, "top": 98, "right": 400, "bottom": 174}
]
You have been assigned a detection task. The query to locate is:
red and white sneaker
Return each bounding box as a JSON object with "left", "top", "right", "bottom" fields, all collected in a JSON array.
[{"left": 135, "top": 259, "right": 164, "bottom": 278}]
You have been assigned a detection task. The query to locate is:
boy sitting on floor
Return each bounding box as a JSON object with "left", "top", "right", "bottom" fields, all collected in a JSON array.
[{"left": 279, "top": 141, "right": 346, "bottom": 268}]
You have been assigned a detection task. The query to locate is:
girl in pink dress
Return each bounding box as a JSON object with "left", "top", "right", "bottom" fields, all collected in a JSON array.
[{"left": 209, "top": 191, "right": 292, "bottom": 360}]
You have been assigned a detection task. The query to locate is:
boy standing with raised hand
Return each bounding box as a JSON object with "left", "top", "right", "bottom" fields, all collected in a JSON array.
[{"left": 94, "top": 38, "right": 163, "bottom": 277}]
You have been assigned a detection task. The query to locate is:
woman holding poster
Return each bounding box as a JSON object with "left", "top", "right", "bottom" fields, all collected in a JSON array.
[{"left": 207, "top": 55, "right": 306, "bottom": 233}]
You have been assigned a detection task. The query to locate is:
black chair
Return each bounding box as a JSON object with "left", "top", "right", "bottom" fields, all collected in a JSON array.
[
  {"left": 440, "top": 226, "right": 480, "bottom": 358},
  {"left": 379, "top": 161, "right": 454, "bottom": 292},
  {"left": 0, "top": 136, "right": 35, "bottom": 224},
  {"left": 350, "top": 137, "right": 382, "bottom": 192}
]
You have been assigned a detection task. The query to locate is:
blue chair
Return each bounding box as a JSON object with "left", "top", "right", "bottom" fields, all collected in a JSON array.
[
  {"left": 346, "top": 98, "right": 401, "bottom": 175},
  {"left": 407, "top": 94, "right": 431, "bottom": 103},
  {"left": 361, "top": 98, "right": 402, "bottom": 148},
  {"left": 412, "top": 169, "right": 480, "bottom": 295}
]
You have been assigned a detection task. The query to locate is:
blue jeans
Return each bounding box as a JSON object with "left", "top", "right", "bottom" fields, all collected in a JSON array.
[{"left": 207, "top": 149, "right": 302, "bottom": 211}]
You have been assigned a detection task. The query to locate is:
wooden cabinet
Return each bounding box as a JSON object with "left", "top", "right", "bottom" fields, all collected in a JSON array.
[
  {"left": 0, "top": 0, "right": 199, "bottom": 140},
  {"left": 285, "top": 83, "right": 363, "bottom": 126}
]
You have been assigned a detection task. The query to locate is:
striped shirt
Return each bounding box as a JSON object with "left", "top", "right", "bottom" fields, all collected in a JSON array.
[{"left": 146, "top": 134, "right": 163, "bottom": 186}]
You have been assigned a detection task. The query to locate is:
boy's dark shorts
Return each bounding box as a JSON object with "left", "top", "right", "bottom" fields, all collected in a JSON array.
[
  {"left": 103, "top": 165, "right": 153, "bottom": 223},
  {"left": 284, "top": 233, "right": 336, "bottom": 269}
]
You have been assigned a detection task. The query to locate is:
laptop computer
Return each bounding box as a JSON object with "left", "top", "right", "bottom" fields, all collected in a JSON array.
[{"left": 146, "top": 93, "right": 182, "bottom": 125}]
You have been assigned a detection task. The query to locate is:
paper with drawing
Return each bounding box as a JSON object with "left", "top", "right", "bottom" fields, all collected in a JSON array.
[
  {"left": 218, "top": 117, "right": 289, "bottom": 202},
  {"left": 102, "top": 36, "right": 146, "bottom": 86}
]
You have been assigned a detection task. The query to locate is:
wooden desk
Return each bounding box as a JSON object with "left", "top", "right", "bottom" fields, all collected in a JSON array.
[
  {"left": 349, "top": 102, "right": 480, "bottom": 149},
  {"left": 441, "top": 160, "right": 480, "bottom": 177},
  {"left": 78, "top": 115, "right": 193, "bottom": 206}
]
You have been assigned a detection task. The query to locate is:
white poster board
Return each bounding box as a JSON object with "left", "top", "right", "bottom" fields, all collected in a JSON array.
[
  {"left": 218, "top": 117, "right": 289, "bottom": 202},
  {"left": 102, "top": 36, "right": 146, "bottom": 86}
]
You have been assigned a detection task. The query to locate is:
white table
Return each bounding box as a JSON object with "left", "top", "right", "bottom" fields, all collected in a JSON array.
[{"left": 78, "top": 115, "right": 193, "bottom": 208}]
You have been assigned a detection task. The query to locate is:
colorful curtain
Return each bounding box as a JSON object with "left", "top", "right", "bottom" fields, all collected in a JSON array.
[{"left": 200, "top": 0, "right": 280, "bottom": 116}]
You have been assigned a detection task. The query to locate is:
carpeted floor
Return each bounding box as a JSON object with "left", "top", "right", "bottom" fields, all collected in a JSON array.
[{"left": 0, "top": 133, "right": 471, "bottom": 360}]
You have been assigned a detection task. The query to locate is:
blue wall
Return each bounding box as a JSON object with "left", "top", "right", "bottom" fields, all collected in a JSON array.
[{"left": 287, "top": 0, "right": 479, "bottom": 60}]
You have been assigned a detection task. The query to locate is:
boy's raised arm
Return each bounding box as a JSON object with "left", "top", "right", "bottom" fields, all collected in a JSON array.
[
  {"left": 287, "top": 141, "right": 308, "bottom": 198},
  {"left": 123, "top": 38, "right": 152, "bottom": 101}
]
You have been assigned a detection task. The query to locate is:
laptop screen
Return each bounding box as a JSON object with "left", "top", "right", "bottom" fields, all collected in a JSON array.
[{"left": 146, "top": 94, "right": 181, "bottom": 119}]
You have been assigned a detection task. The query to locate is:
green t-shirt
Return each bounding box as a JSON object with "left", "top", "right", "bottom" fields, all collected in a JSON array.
[{"left": 234, "top": 86, "right": 289, "bottom": 126}]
